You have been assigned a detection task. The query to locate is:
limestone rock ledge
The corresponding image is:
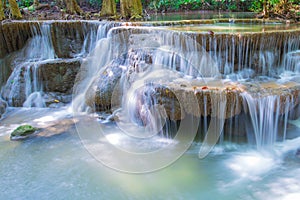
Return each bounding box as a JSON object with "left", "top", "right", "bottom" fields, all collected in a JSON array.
[
  {"left": 1, "top": 58, "right": 81, "bottom": 107},
  {"left": 133, "top": 80, "right": 300, "bottom": 121}
]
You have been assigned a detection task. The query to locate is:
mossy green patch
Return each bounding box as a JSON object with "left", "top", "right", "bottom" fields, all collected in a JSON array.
[{"left": 10, "top": 125, "right": 38, "bottom": 140}]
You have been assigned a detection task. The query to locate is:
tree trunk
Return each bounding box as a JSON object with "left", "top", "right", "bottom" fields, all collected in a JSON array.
[
  {"left": 263, "top": 0, "right": 269, "bottom": 18},
  {"left": 100, "top": 0, "right": 116, "bottom": 17},
  {"left": 236, "top": 0, "right": 240, "bottom": 11},
  {"left": 120, "top": 0, "right": 143, "bottom": 19},
  {"left": 33, "top": 0, "right": 39, "bottom": 7},
  {"left": 0, "top": 0, "right": 5, "bottom": 20},
  {"left": 8, "top": 0, "right": 22, "bottom": 19},
  {"left": 65, "top": 0, "right": 82, "bottom": 14},
  {"left": 282, "top": 0, "right": 288, "bottom": 13}
]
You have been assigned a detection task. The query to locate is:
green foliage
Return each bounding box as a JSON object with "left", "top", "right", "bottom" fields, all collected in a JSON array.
[
  {"left": 250, "top": 0, "right": 263, "bottom": 12},
  {"left": 145, "top": 0, "right": 259, "bottom": 12},
  {"left": 250, "top": 0, "right": 300, "bottom": 14},
  {"left": 13, "top": 0, "right": 300, "bottom": 18},
  {"left": 89, "top": 0, "right": 102, "bottom": 8},
  {"left": 147, "top": 0, "right": 201, "bottom": 11},
  {"left": 19, "top": 0, "right": 33, "bottom": 8}
]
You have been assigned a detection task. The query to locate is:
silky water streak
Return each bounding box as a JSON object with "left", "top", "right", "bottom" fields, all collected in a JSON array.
[{"left": 72, "top": 26, "right": 224, "bottom": 173}]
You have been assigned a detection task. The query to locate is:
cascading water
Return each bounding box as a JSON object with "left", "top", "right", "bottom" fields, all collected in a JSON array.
[
  {"left": 284, "top": 50, "right": 300, "bottom": 73},
  {"left": 242, "top": 93, "right": 291, "bottom": 148},
  {"left": 23, "top": 63, "right": 45, "bottom": 107},
  {"left": 0, "top": 21, "right": 298, "bottom": 149},
  {"left": 70, "top": 23, "right": 300, "bottom": 150},
  {"left": 0, "top": 21, "right": 116, "bottom": 108},
  {"left": 1, "top": 20, "right": 300, "bottom": 199},
  {"left": 1, "top": 23, "right": 55, "bottom": 107}
]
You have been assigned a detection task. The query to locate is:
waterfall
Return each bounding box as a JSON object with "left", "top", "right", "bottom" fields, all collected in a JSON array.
[
  {"left": 78, "top": 21, "right": 120, "bottom": 57},
  {"left": 71, "top": 23, "right": 300, "bottom": 151},
  {"left": 23, "top": 63, "right": 45, "bottom": 107},
  {"left": 283, "top": 50, "right": 300, "bottom": 73},
  {"left": 0, "top": 21, "right": 299, "bottom": 150},
  {"left": 241, "top": 92, "right": 293, "bottom": 148},
  {"left": 1, "top": 21, "right": 117, "bottom": 108},
  {"left": 1, "top": 23, "right": 55, "bottom": 107},
  {"left": 196, "top": 32, "right": 300, "bottom": 76},
  {"left": 72, "top": 25, "right": 126, "bottom": 113}
]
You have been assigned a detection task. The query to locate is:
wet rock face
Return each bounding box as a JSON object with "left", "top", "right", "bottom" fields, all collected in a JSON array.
[
  {"left": 85, "top": 57, "right": 125, "bottom": 111},
  {"left": 38, "top": 58, "right": 82, "bottom": 93},
  {"left": 50, "top": 22, "right": 85, "bottom": 58},
  {"left": 1, "top": 59, "right": 81, "bottom": 107},
  {"left": 0, "top": 22, "right": 39, "bottom": 58},
  {"left": 1, "top": 65, "right": 28, "bottom": 107},
  {"left": 0, "top": 99, "right": 7, "bottom": 118},
  {"left": 105, "top": 75, "right": 300, "bottom": 123},
  {"left": 150, "top": 81, "right": 300, "bottom": 120},
  {"left": 133, "top": 83, "right": 243, "bottom": 121},
  {"left": 0, "top": 21, "right": 99, "bottom": 59}
]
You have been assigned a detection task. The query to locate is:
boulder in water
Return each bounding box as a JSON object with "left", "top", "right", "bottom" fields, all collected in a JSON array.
[
  {"left": 85, "top": 57, "right": 125, "bottom": 111},
  {"left": 10, "top": 125, "right": 38, "bottom": 140}
]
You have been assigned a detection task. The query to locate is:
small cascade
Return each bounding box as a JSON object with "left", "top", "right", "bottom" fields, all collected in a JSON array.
[
  {"left": 72, "top": 25, "right": 126, "bottom": 112},
  {"left": 243, "top": 93, "right": 282, "bottom": 148},
  {"left": 22, "top": 63, "right": 45, "bottom": 107},
  {"left": 195, "top": 31, "right": 300, "bottom": 76},
  {"left": 1, "top": 21, "right": 116, "bottom": 108},
  {"left": 79, "top": 22, "right": 120, "bottom": 57},
  {"left": 75, "top": 25, "right": 226, "bottom": 143},
  {"left": 283, "top": 50, "right": 300, "bottom": 73},
  {"left": 26, "top": 22, "right": 56, "bottom": 60},
  {"left": 72, "top": 23, "right": 300, "bottom": 151},
  {"left": 1, "top": 23, "right": 55, "bottom": 107}
]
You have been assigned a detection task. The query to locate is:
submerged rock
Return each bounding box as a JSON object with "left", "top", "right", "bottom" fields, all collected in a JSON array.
[
  {"left": 43, "top": 92, "right": 72, "bottom": 107},
  {"left": 10, "top": 125, "right": 38, "bottom": 140},
  {"left": 296, "top": 148, "right": 300, "bottom": 158}
]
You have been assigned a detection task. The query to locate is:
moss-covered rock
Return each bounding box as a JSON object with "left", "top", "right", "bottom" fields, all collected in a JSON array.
[{"left": 10, "top": 125, "right": 38, "bottom": 140}]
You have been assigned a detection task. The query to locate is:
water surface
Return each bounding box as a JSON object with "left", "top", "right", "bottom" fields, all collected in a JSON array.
[
  {"left": 1, "top": 108, "right": 300, "bottom": 199},
  {"left": 149, "top": 11, "right": 256, "bottom": 21},
  {"left": 168, "top": 23, "right": 300, "bottom": 33}
]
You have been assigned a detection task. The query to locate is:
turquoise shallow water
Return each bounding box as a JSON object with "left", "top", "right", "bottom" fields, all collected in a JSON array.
[
  {"left": 148, "top": 11, "right": 256, "bottom": 21},
  {"left": 168, "top": 22, "right": 300, "bottom": 33},
  {"left": 0, "top": 18, "right": 299, "bottom": 199},
  {"left": 1, "top": 108, "right": 300, "bottom": 200}
]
